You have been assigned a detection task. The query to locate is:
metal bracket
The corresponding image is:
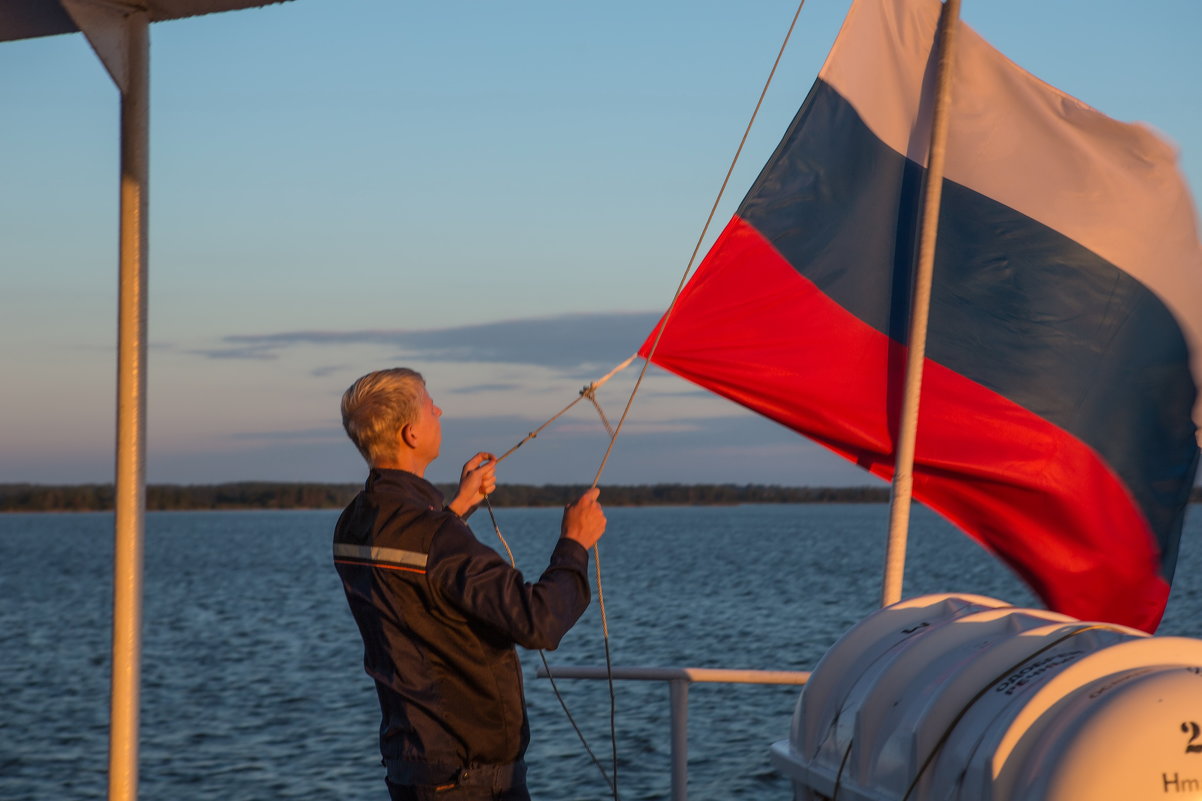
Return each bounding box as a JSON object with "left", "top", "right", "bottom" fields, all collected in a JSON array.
[{"left": 59, "top": 0, "right": 147, "bottom": 93}]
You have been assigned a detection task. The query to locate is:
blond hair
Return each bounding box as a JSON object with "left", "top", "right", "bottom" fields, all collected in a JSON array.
[{"left": 341, "top": 368, "right": 425, "bottom": 465}]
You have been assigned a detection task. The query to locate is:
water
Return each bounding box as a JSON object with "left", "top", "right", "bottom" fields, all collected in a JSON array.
[{"left": 2, "top": 505, "right": 1200, "bottom": 800}]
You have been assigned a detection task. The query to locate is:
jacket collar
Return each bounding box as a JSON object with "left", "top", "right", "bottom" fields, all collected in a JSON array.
[{"left": 366, "top": 467, "right": 446, "bottom": 509}]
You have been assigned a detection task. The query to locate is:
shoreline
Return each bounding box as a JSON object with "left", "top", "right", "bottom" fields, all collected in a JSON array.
[
  {"left": 4, "top": 482, "right": 1198, "bottom": 513},
  {"left": 1, "top": 481, "right": 894, "bottom": 512}
]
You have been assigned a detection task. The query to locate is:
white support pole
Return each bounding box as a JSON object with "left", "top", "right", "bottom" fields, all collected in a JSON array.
[
  {"left": 108, "top": 13, "right": 149, "bottom": 793},
  {"left": 881, "top": 0, "right": 961, "bottom": 608},
  {"left": 57, "top": 2, "right": 151, "bottom": 793},
  {"left": 61, "top": 2, "right": 152, "bottom": 798}
]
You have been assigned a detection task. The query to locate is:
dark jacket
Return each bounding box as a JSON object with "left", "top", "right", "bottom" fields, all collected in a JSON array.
[{"left": 333, "top": 468, "right": 590, "bottom": 772}]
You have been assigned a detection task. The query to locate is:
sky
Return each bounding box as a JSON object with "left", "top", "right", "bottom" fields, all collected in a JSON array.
[{"left": 1, "top": 0, "right": 1200, "bottom": 488}]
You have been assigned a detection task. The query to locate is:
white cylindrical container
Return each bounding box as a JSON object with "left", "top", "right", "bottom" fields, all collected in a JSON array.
[{"left": 770, "top": 593, "right": 1202, "bottom": 800}]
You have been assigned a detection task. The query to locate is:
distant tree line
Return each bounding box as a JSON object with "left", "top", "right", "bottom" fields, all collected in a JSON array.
[
  {"left": 0, "top": 483, "right": 360, "bottom": 512},
  {"left": 2, "top": 482, "right": 1198, "bottom": 513},
  {"left": 0, "top": 482, "right": 896, "bottom": 512}
]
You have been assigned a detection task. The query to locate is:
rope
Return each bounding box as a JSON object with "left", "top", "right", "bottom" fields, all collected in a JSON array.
[
  {"left": 589, "top": 0, "right": 808, "bottom": 488},
  {"left": 576, "top": 6, "right": 810, "bottom": 792},
  {"left": 479, "top": 5, "right": 810, "bottom": 797},
  {"left": 593, "top": 539, "right": 618, "bottom": 797},
  {"left": 585, "top": 389, "right": 615, "bottom": 438},
  {"left": 482, "top": 496, "right": 616, "bottom": 796},
  {"left": 587, "top": 9, "right": 808, "bottom": 782},
  {"left": 831, "top": 739, "right": 854, "bottom": 800},
  {"left": 492, "top": 355, "right": 636, "bottom": 466},
  {"left": 487, "top": 357, "right": 632, "bottom": 798}
]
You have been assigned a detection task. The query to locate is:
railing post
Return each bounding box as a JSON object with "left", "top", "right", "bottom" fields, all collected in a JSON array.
[
  {"left": 535, "top": 665, "right": 808, "bottom": 800},
  {"left": 669, "top": 678, "right": 689, "bottom": 801}
]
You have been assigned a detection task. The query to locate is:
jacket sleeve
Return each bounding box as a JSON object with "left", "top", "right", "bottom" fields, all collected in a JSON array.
[{"left": 426, "top": 517, "right": 591, "bottom": 651}]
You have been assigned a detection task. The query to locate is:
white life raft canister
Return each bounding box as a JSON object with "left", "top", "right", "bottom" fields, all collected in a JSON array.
[{"left": 770, "top": 593, "right": 1202, "bottom": 800}]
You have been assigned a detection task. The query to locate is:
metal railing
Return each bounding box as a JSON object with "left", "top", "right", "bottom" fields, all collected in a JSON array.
[{"left": 536, "top": 665, "right": 810, "bottom": 801}]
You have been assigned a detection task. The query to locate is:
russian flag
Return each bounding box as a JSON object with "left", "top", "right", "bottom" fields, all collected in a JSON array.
[{"left": 640, "top": 0, "right": 1202, "bottom": 632}]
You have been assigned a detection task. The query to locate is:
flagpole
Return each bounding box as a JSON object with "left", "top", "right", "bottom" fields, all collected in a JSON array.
[{"left": 881, "top": 0, "right": 962, "bottom": 608}]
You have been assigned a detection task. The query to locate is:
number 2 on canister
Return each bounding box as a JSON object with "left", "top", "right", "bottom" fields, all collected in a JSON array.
[{"left": 1183, "top": 721, "right": 1202, "bottom": 754}]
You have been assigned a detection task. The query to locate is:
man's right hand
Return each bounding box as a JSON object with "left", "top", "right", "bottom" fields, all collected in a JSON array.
[{"left": 561, "top": 488, "right": 606, "bottom": 550}]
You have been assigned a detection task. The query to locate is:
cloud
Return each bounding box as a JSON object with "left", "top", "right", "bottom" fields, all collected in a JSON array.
[
  {"left": 188, "top": 344, "right": 280, "bottom": 361},
  {"left": 196, "top": 312, "right": 660, "bottom": 371},
  {"left": 229, "top": 427, "right": 345, "bottom": 442},
  {"left": 451, "top": 382, "right": 526, "bottom": 395},
  {"left": 136, "top": 410, "right": 875, "bottom": 486}
]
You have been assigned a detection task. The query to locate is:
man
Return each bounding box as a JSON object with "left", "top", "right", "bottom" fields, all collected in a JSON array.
[{"left": 333, "top": 367, "right": 606, "bottom": 800}]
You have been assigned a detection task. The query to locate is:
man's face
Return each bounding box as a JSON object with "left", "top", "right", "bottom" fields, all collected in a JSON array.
[{"left": 411, "top": 385, "right": 443, "bottom": 463}]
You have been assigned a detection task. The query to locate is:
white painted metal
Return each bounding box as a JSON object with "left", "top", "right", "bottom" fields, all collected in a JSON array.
[
  {"left": 0, "top": 0, "right": 293, "bottom": 43},
  {"left": 0, "top": 5, "right": 296, "bottom": 800},
  {"left": 107, "top": 15, "right": 149, "bottom": 797},
  {"left": 772, "top": 593, "right": 1202, "bottom": 800},
  {"left": 543, "top": 663, "right": 807, "bottom": 683},
  {"left": 881, "top": 0, "right": 962, "bottom": 608},
  {"left": 60, "top": 0, "right": 137, "bottom": 91},
  {"left": 537, "top": 665, "right": 810, "bottom": 801},
  {"left": 54, "top": 6, "right": 152, "bottom": 800},
  {"left": 538, "top": 666, "right": 811, "bottom": 684},
  {"left": 669, "top": 680, "right": 688, "bottom": 801}
]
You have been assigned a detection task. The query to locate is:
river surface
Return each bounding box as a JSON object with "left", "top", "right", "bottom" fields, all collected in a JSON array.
[{"left": 2, "top": 504, "right": 1200, "bottom": 800}]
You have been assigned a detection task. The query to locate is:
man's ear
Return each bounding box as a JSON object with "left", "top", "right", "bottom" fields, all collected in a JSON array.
[{"left": 399, "top": 423, "right": 417, "bottom": 449}]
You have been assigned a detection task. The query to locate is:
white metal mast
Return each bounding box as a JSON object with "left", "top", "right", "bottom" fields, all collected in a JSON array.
[
  {"left": 880, "top": 0, "right": 963, "bottom": 607},
  {"left": 0, "top": 3, "right": 294, "bottom": 799}
]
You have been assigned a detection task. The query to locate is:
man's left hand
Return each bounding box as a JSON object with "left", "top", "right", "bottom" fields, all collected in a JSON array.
[{"left": 448, "top": 452, "right": 496, "bottom": 518}]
